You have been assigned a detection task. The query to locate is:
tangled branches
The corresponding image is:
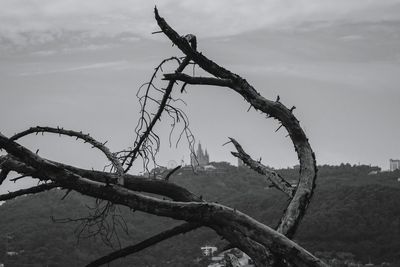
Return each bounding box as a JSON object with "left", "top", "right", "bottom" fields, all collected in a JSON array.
[
  {"left": 119, "top": 55, "right": 196, "bottom": 174},
  {"left": 52, "top": 199, "right": 129, "bottom": 249},
  {"left": 0, "top": 7, "right": 326, "bottom": 267}
]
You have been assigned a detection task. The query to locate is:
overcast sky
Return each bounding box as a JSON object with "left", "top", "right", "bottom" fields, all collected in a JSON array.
[
  {"left": 1, "top": 1, "right": 400, "bottom": 192},
  {"left": 1, "top": 0, "right": 400, "bottom": 41}
]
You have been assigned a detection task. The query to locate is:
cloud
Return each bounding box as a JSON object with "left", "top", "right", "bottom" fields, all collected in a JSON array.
[
  {"left": 173, "top": 0, "right": 400, "bottom": 35},
  {"left": 1, "top": 0, "right": 400, "bottom": 47},
  {"left": 0, "top": 0, "right": 158, "bottom": 36},
  {"left": 18, "top": 60, "right": 131, "bottom": 76}
]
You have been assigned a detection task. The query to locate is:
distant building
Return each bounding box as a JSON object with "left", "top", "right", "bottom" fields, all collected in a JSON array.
[
  {"left": 6, "top": 251, "right": 18, "bottom": 256},
  {"left": 191, "top": 142, "right": 210, "bottom": 166},
  {"left": 201, "top": 245, "right": 217, "bottom": 257},
  {"left": 207, "top": 248, "right": 254, "bottom": 267},
  {"left": 390, "top": 159, "right": 400, "bottom": 171}
]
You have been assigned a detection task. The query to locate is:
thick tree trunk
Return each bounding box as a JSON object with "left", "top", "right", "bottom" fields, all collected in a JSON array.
[{"left": 0, "top": 133, "right": 326, "bottom": 266}]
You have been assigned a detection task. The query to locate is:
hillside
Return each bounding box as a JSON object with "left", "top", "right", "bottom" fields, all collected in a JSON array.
[{"left": 0, "top": 164, "right": 399, "bottom": 266}]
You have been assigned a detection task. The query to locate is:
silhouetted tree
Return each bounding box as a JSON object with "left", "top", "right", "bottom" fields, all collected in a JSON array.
[{"left": 0, "top": 8, "right": 326, "bottom": 267}]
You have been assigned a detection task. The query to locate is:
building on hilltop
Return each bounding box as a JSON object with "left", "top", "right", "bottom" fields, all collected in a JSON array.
[
  {"left": 390, "top": 159, "right": 400, "bottom": 171},
  {"left": 201, "top": 245, "right": 217, "bottom": 257},
  {"left": 191, "top": 142, "right": 209, "bottom": 166},
  {"left": 205, "top": 247, "right": 254, "bottom": 267}
]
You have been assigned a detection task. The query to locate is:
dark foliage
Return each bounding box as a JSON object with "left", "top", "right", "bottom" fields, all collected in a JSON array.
[{"left": 0, "top": 164, "right": 399, "bottom": 266}]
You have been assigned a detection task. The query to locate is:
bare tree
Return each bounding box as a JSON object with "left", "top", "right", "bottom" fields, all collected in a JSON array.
[{"left": 0, "top": 8, "right": 327, "bottom": 267}]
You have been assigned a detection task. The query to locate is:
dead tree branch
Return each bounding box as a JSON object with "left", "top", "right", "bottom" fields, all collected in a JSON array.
[
  {"left": 163, "top": 73, "right": 233, "bottom": 87},
  {"left": 155, "top": 7, "right": 317, "bottom": 240},
  {"left": 0, "top": 8, "right": 325, "bottom": 267},
  {"left": 164, "top": 165, "right": 181, "bottom": 181},
  {"left": 86, "top": 222, "right": 201, "bottom": 267},
  {"left": 0, "top": 155, "right": 201, "bottom": 202},
  {"left": 229, "top": 138, "right": 295, "bottom": 198},
  {"left": 0, "top": 169, "right": 10, "bottom": 186},
  {"left": 0, "top": 133, "right": 325, "bottom": 266},
  {"left": 0, "top": 182, "right": 58, "bottom": 201},
  {"left": 10, "top": 126, "right": 124, "bottom": 182},
  {"left": 122, "top": 57, "right": 193, "bottom": 173}
]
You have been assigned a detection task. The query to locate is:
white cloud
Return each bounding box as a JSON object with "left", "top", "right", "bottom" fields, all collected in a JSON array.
[
  {"left": 0, "top": 0, "right": 400, "bottom": 47},
  {"left": 18, "top": 60, "right": 131, "bottom": 76}
]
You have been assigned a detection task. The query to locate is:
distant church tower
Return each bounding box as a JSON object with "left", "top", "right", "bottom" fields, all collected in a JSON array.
[{"left": 191, "top": 142, "right": 210, "bottom": 166}]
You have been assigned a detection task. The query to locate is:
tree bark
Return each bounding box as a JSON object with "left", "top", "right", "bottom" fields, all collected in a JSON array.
[{"left": 0, "top": 133, "right": 326, "bottom": 266}]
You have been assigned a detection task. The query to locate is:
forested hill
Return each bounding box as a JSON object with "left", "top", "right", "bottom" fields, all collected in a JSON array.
[{"left": 0, "top": 163, "right": 399, "bottom": 266}]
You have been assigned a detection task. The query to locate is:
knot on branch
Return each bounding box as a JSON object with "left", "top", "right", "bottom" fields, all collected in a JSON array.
[{"left": 184, "top": 34, "right": 197, "bottom": 50}]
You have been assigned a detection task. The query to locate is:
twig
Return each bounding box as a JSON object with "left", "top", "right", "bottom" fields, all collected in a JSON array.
[
  {"left": 164, "top": 165, "right": 181, "bottom": 181},
  {"left": 10, "top": 174, "right": 31, "bottom": 183},
  {"left": 0, "top": 183, "right": 58, "bottom": 201},
  {"left": 122, "top": 56, "right": 194, "bottom": 173},
  {"left": 10, "top": 126, "right": 124, "bottom": 179},
  {"left": 61, "top": 189, "right": 73, "bottom": 200},
  {"left": 229, "top": 138, "right": 295, "bottom": 198},
  {"left": 86, "top": 222, "right": 201, "bottom": 267}
]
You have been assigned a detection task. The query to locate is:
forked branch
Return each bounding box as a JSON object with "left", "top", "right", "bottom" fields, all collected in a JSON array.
[
  {"left": 0, "top": 155, "right": 201, "bottom": 202},
  {"left": 0, "top": 133, "right": 325, "bottom": 267},
  {"left": 121, "top": 57, "right": 193, "bottom": 173},
  {"left": 229, "top": 138, "right": 295, "bottom": 198},
  {"left": 155, "top": 7, "right": 317, "bottom": 239},
  {"left": 0, "top": 8, "right": 324, "bottom": 267}
]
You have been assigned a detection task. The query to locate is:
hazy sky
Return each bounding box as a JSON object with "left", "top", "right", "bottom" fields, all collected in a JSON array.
[
  {"left": 1, "top": 1, "right": 400, "bottom": 192},
  {"left": 1, "top": 0, "right": 400, "bottom": 39}
]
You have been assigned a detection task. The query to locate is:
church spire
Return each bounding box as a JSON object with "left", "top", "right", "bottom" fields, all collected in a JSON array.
[{"left": 190, "top": 141, "right": 210, "bottom": 166}]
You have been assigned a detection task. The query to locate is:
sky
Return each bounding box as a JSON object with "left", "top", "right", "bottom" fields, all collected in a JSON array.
[{"left": 1, "top": 0, "right": 400, "bottom": 192}]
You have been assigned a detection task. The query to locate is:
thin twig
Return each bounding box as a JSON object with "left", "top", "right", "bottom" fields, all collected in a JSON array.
[
  {"left": 164, "top": 165, "right": 181, "bottom": 181},
  {"left": 229, "top": 137, "right": 295, "bottom": 197},
  {"left": 0, "top": 183, "right": 59, "bottom": 201},
  {"left": 10, "top": 126, "right": 124, "bottom": 178},
  {"left": 86, "top": 222, "right": 201, "bottom": 267}
]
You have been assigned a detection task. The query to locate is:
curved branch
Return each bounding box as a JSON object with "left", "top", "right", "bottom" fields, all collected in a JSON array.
[
  {"left": 0, "top": 133, "right": 326, "bottom": 267},
  {"left": 0, "top": 155, "right": 201, "bottom": 202},
  {"left": 155, "top": 8, "right": 317, "bottom": 240},
  {"left": 10, "top": 126, "right": 124, "bottom": 180},
  {"left": 0, "top": 182, "right": 58, "bottom": 201},
  {"left": 164, "top": 165, "right": 181, "bottom": 181},
  {"left": 154, "top": 8, "right": 234, "bottom": 80},
  {"left": 86, "top": 222, "right": 201, "bottom": 267},
  {"left": 0, "top": 9, "right": 324, "bottom": 267}
]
